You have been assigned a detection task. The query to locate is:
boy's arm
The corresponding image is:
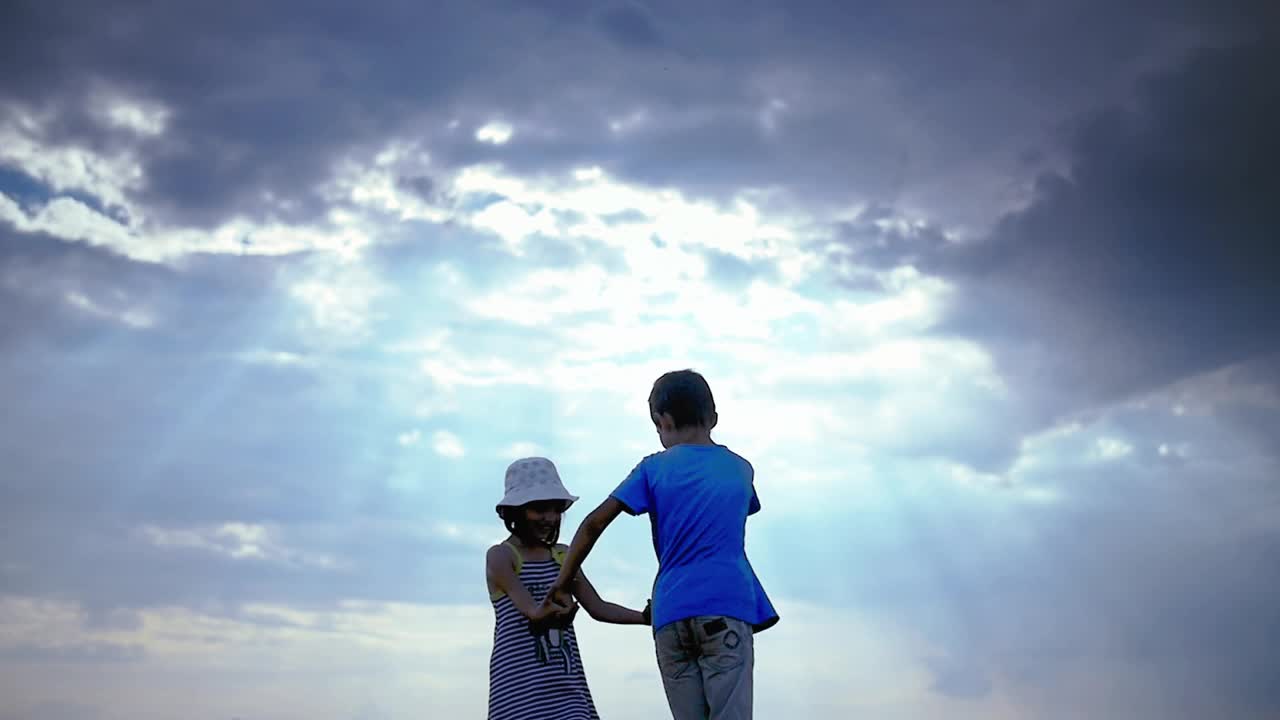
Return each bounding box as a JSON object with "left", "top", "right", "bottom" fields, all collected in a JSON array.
[
  {"left": 487, "top": 545, "right": 577, "bottom": 622},
  {"left": 570, "top": 568, "right": 648, "bottom": 625},
  {"left": 547, "top": 497, "right": 626, "bottom": 603}
]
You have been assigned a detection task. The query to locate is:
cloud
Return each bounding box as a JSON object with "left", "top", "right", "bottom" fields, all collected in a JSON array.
[
  {"left": 925, "top": 40, "right": 1280, "bottom": 421},
  {"left": 0, "top": 642, "right": 145, "bottom": 664},
  {"left": 431, "top": 430, "right": 466, "bottom": 458},
  {"left": 1, "top": 4, "right": 1276, "bottom": 718},
  {"left": 825, "top": 38, "right": 1279, "bottom": 437},
  {"left": 501, "top": 441, "right": 546, "bottom": 459},
  {"left": 0, "top": 231, "right": 486, "bottom": 615},
  {"left": 138, "top": 523, "right": 341, "bottom": 568},
  {"left": 594, "top": 1, "right": 664, "bottom": 50},
  {"left": 2, "top": 0, "right": 1256, "bottom": 234},
  {"left": 0, "top": 701, "right": 106, "bottom": 720},
  {"left": 474, "top": 121, "right": 514, "bottom": 145},
  {"left": 764, "top": 387, "right": 1280, "bottom": 718}
]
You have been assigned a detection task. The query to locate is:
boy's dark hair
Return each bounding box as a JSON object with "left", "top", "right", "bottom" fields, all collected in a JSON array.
[
  {"left": 498, "top": 503, "right": 564, "bottom": 547},
  {"left": 649, "top": 369, "right": 717, "bottom": 429}
]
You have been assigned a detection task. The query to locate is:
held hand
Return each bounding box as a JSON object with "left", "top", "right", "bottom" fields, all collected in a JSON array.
[
  {"left": 546, "top": 580, "right": 574, "bottom": 609},
  {"left": 548, "top": 587, "right": 579, "bottom": 627},
  {"left": 642, "top": 598, "right": 652, "bottom": 626},
  {"left": 533, "top": 592, "right": 578, "bottom": 624}
]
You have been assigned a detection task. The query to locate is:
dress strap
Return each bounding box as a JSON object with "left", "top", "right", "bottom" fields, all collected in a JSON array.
[{"left": 489, "top": 542, "right": 565, "bottom": 602}]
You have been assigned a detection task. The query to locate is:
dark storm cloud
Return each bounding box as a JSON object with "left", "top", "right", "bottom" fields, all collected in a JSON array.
[
  {"left": 3, "top": 0, "right": 1266, "bottom": 231},
  {"left": 0, "top": 227, "right": 290, "bottom": 352},
  {"left": 595, "top": 1, "right": 665, "bottom": 50},
  {"left": 0, "top": 1, "right": 542, "bottom": 225},
  {"left": 826, "top": 204, "right": 951, "bottom": 282},
  {"left": 806, "top": 38, "right": 1280, "bottom": 705},
  {"left": 822, "top": 30, "right": 1279, "bottom": 431},
  {"left": 921, "top": 39, "right": 1280, "bottom": 420}
]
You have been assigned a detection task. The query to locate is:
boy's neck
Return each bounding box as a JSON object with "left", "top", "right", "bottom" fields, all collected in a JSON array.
[{"left": 668, "top": 428, "right": 715, "bottom": 447}]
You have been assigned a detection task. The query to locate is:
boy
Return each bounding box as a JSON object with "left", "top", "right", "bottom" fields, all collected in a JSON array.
[{"left": 548, "top": 369, "right": 778, "bottom": 720}]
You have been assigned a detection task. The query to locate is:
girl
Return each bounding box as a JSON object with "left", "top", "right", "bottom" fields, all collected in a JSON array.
[{"left": 486, "top": 457, "right": 649, "bottom": 720}]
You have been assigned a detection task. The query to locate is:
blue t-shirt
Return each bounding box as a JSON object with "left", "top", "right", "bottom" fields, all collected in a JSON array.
[{"left": 611, "top": 444, "right": 779, "bottom": 632}]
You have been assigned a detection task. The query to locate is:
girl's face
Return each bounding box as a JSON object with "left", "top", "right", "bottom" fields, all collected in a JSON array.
[{"left": 522, "top": 500, "right": 564, "bottom": 544}]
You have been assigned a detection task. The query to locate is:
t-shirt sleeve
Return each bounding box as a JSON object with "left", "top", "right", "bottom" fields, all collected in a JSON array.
[
  {"left": 611, "top": 457, "right": 651, "bottom": 516},
  {"left": 745, "top": 458, "right": 760, "bottom": 515}
]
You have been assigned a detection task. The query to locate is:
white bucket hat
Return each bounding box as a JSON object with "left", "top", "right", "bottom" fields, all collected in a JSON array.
[{"left": 496, "top": 457, "right": 579, "bottom": 513}]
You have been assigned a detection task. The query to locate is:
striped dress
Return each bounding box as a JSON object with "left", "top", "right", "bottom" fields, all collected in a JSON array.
[{"left": 488, "top": 543, "right": 599, "bottom": 720}]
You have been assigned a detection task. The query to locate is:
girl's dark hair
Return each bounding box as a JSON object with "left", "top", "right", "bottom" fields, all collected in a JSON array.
[
  {"left": 649, "top": 369, "right": 716, "bottom": 429},
  {"left": 498, "top": 502, "right": 565, "bottom": 547}
]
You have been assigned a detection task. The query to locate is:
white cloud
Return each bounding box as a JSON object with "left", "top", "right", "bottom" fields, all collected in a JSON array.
[
  {"left": 235, "top": 349, "right": 313, "bottom": 368},
  {"left": 0, "top": 593, "right": 1023, "bottom": 720},
  {"left": 0, "top": 115, "right": 381, "bottom": 264},
  {"left": 475, "top": 121, "right": 514, "bottom": 145},
  {"left": 448, "top": 164, "right": 803, "bottom": 267},
  {"left": 420, "top": 353, "right": 543, "bottom": 390},
  {"left": 500, "top": 441, "right": 545, "bottom": 459},
  {"left": 431, "top": 521, "right": 502, "bottom": 550},
  {"left": 0, "top": 596, "right": 496, "bottom": 720},
  {"left": 607, "top": 109, "right": 649, "bottom": 134},
  {"left": 0, "top": 193, "right": 137, "bottom": 250},
  {"left": 413, "top": 394, "right": 461, "bottom": 419},
  {"left": 64, "top": 290, "right": 154, "bottom": 329},
  {"left": 1092, "top": 436, "right": 1134, "bottom": 460},
  {"left": 432, "top": 430, "right": 466, "bottom": 458},
  {"left": 397, "top": 429, "right": 422, "bottom": 447},
  {"left": 0, "top": 188, "right": 372, "bottom": 264},
  {"left": 91, "top": 94, "right": 171, "bottom": 137},
  {"left": 468, "top": 199, "right": 557, "bottom": 252},
  {"left": 463, "top": 264, "right": 625, "bottom": 327},
  {"left": 323, "top": 141, "right": 450, "bottom": 224},
  {"left": 289, "top": 260, "right": 385, "bottom": 344},
  {"left": 0, "top": 111, "right": 144, "bottom": 212},
  {"left": 138, "top": 523, "right": 339, "bottom": 568}
]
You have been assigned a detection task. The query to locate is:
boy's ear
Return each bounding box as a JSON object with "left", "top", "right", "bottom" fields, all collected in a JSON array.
[{"left": 708, "top": 410, "right": 718, "bottom": 430}]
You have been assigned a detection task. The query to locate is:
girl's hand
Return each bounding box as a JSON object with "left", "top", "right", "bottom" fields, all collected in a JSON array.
[{"left": 642, "top": 599, "right": 652, "bottom": 626}]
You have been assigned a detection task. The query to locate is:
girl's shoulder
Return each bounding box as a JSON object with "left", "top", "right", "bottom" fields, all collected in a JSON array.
[{"left": 486, "top": 540, "right": 522, "bottom": 568}]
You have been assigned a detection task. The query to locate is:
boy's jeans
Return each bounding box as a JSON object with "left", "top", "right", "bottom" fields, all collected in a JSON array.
[{"left": 654, "top": 615, "right": 754, "bottom": 720}]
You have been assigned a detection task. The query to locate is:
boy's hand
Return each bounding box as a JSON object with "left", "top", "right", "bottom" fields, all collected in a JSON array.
[
  {"left": 533, "top": 593, "right": 578, "bottom": 624},
  {"left": 642, "top": 598, "right": 652, "bottom": 626},
  {"left": 546, "top": 580, "right": 573, "bottom": 609}
]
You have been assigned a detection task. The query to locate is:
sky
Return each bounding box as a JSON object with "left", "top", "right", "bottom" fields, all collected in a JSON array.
[{"left": 1, "top": 1, "right": 1278, "bottom": 718}]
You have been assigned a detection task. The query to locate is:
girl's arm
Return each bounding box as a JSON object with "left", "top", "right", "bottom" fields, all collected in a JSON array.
[
  {"left": 486, "top": 545, "right": 577, "bottom": 623},
  {"left": 569, "top": 566, "right": 648, "bottom": 625}
]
